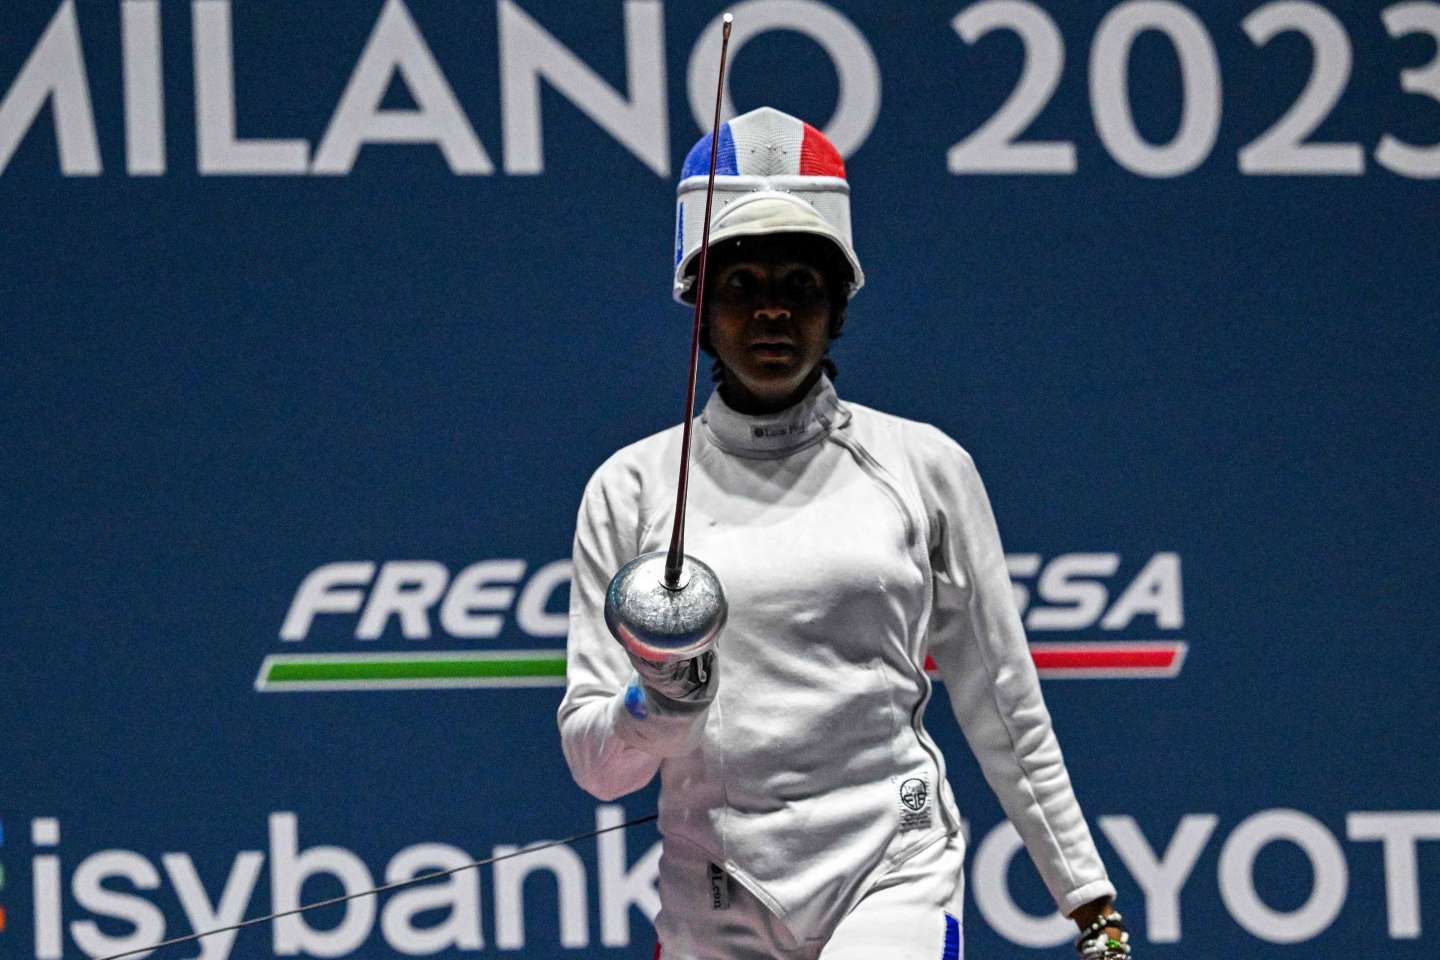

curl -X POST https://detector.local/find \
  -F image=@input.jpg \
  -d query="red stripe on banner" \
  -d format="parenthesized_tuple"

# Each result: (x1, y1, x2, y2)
(1033, 646, 1176, 670)
(799, 123, 846, 177)
(924, 642, 1187, 679)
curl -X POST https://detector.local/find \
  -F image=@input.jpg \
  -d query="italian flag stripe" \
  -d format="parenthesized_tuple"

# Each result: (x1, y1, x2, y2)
(257, 641, 1187, 691)
(926, 641, 1188, 679)
(255, 651, 567, 691)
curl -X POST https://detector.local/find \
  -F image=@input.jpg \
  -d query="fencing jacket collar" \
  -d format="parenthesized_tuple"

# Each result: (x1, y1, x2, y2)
(700, 372, 850, 459)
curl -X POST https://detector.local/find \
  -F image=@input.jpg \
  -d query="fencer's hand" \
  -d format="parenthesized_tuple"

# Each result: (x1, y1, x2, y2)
(614, 649, 717, 757)
(1070, 898, 1130, 959)
(628, 649, 717, 703)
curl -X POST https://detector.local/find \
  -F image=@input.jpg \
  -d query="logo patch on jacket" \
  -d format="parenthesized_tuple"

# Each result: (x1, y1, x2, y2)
(752, 423, 806, 439)
(708, 862, 731, 909)
(899, 777, 931, 830)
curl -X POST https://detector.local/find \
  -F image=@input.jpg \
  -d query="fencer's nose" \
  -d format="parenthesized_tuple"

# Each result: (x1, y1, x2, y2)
(753, 303, 791, 322)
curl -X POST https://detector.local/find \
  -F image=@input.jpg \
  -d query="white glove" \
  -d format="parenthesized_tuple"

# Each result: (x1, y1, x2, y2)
(629, 649, 717, 703)
(616, 648, 717, 757)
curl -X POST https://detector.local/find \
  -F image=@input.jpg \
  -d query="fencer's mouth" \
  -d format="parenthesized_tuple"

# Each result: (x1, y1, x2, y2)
(748, 342, 797, 362)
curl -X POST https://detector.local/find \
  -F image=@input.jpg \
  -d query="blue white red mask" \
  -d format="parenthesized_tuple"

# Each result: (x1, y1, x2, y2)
(673, 106, 864, 304)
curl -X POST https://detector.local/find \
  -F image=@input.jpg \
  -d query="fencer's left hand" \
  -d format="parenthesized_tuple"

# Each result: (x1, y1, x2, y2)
(1069, 897, 1129, 958)
(1069, 896, 1114, 929)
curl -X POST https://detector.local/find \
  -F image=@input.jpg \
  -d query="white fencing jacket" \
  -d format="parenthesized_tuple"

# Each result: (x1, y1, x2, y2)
(558, 375, 1113, 944)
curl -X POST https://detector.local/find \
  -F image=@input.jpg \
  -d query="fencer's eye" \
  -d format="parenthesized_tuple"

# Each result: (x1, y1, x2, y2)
(782, 269, 824, 303)
(722, 269, 759, 296)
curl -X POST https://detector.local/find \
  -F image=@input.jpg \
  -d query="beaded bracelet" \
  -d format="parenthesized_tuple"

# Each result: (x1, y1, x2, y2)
(1075, 911, 1128, 958)
(1079, 930, 1130, 959)
(1076, 911, 1124, 942)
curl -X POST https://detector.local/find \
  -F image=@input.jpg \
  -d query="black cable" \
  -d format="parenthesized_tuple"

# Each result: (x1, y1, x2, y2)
(95, 813, 659, 960)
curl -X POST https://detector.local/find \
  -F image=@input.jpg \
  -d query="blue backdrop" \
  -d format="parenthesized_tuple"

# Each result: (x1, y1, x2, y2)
(4, 1, 1438, 957)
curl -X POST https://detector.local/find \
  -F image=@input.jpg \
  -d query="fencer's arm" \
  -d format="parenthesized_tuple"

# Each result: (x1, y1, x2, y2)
(919, 432, 1116, 917)
(558, 471, 711, 800)
(557, 654, 661, 800)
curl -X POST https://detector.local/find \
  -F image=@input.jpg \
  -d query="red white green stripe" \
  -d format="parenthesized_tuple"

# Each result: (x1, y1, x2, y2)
(927, 641, 1188, 680)
(255, 651, 567, 692)
(257, 641, 1185, 692)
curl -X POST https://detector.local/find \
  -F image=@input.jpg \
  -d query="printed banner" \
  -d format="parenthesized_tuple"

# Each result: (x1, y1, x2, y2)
(4, 2, 1437, 957)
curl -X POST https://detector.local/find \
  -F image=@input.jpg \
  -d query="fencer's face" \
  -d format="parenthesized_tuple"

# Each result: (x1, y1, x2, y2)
(705, 258, 833, 411)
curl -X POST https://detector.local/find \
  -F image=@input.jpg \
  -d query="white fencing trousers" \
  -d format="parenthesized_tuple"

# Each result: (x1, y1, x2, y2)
(654, 831, 965, 960)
